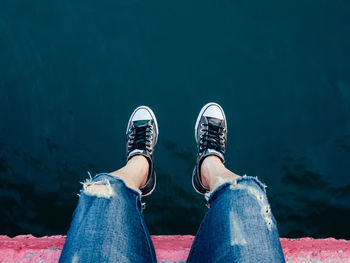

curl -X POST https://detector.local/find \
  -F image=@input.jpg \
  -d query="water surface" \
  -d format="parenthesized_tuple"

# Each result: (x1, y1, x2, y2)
(0, 0, 350, 238)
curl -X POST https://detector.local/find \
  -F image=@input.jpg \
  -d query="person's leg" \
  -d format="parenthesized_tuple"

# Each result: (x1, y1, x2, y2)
(188, 156, 285, 262)
(189, 102, 285, 262)
(59, 106, 159, 263)
(59, 157, 156, 263)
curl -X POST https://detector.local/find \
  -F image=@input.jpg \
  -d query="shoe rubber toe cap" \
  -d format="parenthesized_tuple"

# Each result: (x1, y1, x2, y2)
(203, 104, 224, 120)
(132, 108, 153, 121)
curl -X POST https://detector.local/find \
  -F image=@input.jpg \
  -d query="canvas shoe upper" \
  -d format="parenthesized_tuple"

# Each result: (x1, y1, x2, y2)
(192, 102, 227, 195)
(126, 106, 159, 196)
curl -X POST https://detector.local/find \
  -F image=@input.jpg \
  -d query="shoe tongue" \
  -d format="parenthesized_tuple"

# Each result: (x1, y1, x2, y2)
(208, 117, 223, 127)
(133, 119, 151, 128)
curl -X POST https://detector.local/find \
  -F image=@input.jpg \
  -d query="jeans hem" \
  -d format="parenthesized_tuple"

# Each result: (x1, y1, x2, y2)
(205, 175, 267, 205)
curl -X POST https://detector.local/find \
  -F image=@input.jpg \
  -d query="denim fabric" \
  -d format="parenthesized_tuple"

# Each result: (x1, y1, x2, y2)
(187, 176, 285, 263)
(59, 174, 285, 263)
(59, 173, 157, 263)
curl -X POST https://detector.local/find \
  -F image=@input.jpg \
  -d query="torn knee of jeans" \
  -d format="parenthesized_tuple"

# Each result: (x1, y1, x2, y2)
(262, 205, 273, 230)
(229, 210, 247, 246)
(229, 180, 274, 231)
(81, 179, 115, 199)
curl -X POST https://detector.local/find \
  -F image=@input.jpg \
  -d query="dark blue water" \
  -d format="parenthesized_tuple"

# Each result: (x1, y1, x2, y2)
(1, 0, 350, 238)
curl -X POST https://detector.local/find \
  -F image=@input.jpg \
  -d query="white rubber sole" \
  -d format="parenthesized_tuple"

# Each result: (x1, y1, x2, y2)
(194, 102, 227, 143)
(126, 105, 159, 145)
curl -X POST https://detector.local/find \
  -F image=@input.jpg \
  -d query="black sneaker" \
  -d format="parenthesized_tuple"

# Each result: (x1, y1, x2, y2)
(192, 102, 227, 194)
(126, 106, 159, 196)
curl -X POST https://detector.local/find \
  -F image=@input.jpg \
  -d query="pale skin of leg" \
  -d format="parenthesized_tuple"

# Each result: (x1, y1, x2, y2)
(87, 155, 149, 193)
(201, 155, 241, 191)
(88, 155, 240, 193)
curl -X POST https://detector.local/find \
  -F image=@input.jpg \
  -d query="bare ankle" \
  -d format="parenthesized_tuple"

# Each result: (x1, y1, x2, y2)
(127, 155, 149, 187)
(200, 155, 224, 188)
(127, 155, 149, 170)
(201, 155, 240, 191)
(110, 155, 149, 191)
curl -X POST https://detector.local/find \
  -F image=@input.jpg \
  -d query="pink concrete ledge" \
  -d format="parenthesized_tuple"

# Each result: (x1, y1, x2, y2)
(0, 235, 349, 263)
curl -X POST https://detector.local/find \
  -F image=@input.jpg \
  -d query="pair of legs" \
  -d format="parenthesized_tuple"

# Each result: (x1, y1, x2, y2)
(59, 104, 285, 263)
(109, 154, 238, 196)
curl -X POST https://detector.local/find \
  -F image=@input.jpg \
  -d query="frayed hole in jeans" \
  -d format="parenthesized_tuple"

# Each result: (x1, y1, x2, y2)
(230, 182, 274, 230)
(82, 179, 115, 199)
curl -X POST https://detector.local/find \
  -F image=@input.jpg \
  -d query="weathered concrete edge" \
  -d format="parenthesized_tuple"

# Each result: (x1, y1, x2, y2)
(0, 235, 349, 263)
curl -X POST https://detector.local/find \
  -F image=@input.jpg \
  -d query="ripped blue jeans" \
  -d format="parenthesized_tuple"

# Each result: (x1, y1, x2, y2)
(59, 173, 285, 263)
